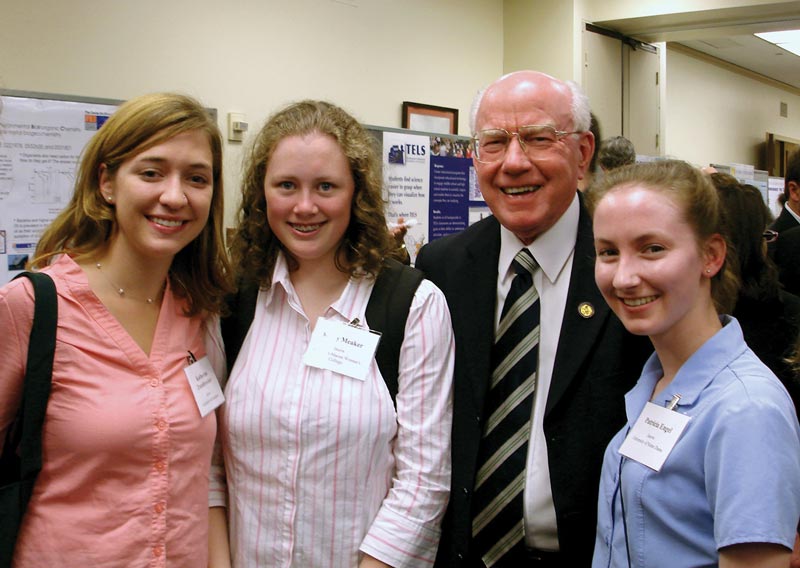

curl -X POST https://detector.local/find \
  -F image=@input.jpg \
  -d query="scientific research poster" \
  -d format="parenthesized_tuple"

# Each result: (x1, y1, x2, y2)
(0, 94, 117, 283)
(381, 130, 477, 262)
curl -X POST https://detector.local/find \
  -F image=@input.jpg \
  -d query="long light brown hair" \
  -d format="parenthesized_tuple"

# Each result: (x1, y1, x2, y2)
(32, 92, 233, 315)
(588, 159, 740, 314)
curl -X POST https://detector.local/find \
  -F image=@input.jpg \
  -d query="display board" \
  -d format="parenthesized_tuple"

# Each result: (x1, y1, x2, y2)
(367, 125, 487, 263)
(0, 90, 121, 283)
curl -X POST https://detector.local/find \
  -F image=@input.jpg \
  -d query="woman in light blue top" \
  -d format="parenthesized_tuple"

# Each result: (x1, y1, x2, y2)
(589, 160, 800, 568)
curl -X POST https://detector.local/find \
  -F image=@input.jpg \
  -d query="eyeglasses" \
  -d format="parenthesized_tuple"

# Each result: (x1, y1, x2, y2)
(472, 124, 581, 163)
(762, 229, 778, 243)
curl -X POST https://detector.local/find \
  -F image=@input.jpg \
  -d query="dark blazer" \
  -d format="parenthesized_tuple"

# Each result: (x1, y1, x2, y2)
(416, 198, 651, 567)
(734, 290, 800, 415)
(770, 206, 800, 233)
(774, 225, 800, 297)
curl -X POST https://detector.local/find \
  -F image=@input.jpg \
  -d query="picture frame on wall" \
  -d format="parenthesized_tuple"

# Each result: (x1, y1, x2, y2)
(402, 101, 459, 135)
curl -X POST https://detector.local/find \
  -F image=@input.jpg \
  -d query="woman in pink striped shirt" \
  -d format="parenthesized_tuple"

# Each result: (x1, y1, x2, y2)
(215, 100, 454, 567)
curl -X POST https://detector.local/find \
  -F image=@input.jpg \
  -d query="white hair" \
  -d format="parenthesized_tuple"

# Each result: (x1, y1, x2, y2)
(469, 73, 591, 135)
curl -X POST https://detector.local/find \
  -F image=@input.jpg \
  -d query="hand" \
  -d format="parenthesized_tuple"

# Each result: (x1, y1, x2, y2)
(790, 533, 800, 568)
(390, 219, 409, 242)
(359, 554, 393, 568)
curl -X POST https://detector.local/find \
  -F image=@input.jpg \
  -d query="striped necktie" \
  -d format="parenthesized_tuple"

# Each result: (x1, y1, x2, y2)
(472, 248, 540, 567)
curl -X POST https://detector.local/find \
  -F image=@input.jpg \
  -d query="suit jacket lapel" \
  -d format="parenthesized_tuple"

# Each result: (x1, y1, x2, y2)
(456, 217, 501, 415)
(546, 199, 611, 415)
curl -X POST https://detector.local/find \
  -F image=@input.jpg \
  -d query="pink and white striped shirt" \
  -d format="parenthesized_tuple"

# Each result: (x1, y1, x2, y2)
(218, 254, 454, 567)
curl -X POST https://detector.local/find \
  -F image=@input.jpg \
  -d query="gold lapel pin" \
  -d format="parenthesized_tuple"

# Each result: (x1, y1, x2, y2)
(578, 302, 595, 319)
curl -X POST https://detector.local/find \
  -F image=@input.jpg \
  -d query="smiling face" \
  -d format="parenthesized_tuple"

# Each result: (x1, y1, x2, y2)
(100, 129, 214, 265)
(593, 184, 724, 345)
(474, 72, 594, 244)
(264, 132, 355, 270)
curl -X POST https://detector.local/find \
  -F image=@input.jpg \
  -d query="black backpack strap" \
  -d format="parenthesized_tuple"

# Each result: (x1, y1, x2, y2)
(220, 279, 260, 373)
(221, 262, 424, 407)
(9, 272, 58, 480)
(365, 258, 425, 406)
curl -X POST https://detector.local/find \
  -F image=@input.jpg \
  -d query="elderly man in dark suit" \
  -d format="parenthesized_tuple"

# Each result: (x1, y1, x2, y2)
(416, 71, 650, 568)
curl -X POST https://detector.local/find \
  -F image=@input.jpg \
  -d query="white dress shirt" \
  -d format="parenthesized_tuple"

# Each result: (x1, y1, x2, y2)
(495, 194, 579, 551)
(220, 253, 454, 567)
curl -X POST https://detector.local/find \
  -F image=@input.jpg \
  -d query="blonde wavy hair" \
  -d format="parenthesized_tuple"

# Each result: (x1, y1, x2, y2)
(31, 92, 233, 316)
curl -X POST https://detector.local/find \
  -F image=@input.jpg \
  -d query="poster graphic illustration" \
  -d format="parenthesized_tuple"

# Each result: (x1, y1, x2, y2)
(0, 95, 117, 283)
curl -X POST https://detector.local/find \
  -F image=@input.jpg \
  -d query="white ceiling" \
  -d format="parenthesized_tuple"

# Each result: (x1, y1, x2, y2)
(593, 4, 800, 91)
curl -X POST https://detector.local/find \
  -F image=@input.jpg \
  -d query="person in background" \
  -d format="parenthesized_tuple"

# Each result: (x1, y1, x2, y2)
(578, 112, 602, 192)
(216, 100, 454, 567)
(416, 70, 651, 567)
(0, 92, 233, 566)
(596, 136, 636, 173)
(710, 173, 800, 413)
(775, 224, 800, 297)
(389, 217, 412, 265)
(770, 148, 800, 233)
(590, 159, 800, 568)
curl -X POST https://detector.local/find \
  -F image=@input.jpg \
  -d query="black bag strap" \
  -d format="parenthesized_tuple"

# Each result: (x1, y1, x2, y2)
(7, 272, 58, 479)
(220, 258, 424, 407)
(220, 280, 260, 370)
(365, 258, 425, 405)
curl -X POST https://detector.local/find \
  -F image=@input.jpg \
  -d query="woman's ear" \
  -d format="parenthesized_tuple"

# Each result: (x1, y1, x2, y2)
(703, 233, 727, 277)
(99, 164, 115, 203)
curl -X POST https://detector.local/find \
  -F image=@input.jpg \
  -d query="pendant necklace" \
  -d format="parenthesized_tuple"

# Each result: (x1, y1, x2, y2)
(95, 262, 161, 304)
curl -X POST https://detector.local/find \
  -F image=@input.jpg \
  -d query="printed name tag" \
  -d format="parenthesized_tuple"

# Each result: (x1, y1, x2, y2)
(184, 356, 225, 417)
(302, 319, 381, 381)
(619, 402, 691, 471)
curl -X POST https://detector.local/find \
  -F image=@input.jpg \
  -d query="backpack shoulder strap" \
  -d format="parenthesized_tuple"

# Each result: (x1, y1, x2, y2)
(365, 258, 425, 406)
(10, 271, 58, 479)
(220, 279, 260, 372)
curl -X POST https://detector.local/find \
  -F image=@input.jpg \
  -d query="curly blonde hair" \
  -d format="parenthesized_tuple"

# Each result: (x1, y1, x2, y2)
(230, 100, 397, 287)
(32, 92, 233, 316)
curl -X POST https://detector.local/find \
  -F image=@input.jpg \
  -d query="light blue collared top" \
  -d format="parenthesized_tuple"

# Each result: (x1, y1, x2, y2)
(593, 316, 800, 568)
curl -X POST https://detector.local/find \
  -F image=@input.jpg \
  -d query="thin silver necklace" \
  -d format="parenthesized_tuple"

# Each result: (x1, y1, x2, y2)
(95, 262, 158, 304)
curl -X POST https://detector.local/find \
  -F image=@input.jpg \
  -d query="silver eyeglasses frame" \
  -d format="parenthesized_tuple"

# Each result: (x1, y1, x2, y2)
(472, 124, 582, 163)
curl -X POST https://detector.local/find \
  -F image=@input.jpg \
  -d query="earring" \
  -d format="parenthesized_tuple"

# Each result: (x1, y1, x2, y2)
(105, 194, 113, 203)
(705, 268, 711, 274)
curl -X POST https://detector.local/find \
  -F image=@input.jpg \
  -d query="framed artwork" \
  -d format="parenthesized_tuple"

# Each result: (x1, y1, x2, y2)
(402, 101, 458, 135)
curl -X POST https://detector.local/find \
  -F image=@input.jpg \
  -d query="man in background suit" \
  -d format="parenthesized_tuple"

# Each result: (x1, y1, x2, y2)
(770, 148, 800, 234)
(770, 150, 800, 299)
(775, 225, 800, 297)
(416, 71, 650, 567)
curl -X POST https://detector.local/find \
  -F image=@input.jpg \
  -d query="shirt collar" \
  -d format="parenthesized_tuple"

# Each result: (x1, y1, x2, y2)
(625, 315, 744, 418)
(498, 192, 579, 283)
(785, 202, 800, 224)
(265, 251, 363, 323)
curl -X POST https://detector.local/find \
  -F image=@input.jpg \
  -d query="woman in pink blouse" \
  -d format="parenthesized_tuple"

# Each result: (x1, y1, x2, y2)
(216, 100, 454, 567)
(0, 93, 233, 566)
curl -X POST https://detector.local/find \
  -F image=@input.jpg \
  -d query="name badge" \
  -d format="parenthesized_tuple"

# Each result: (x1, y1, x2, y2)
(619, 402, 691, 471)
(302, 319, 381, 381)
(184, 356, 225, 417)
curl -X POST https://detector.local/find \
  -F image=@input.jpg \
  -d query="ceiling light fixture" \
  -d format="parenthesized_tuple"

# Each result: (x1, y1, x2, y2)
(755, 30, 800, 57)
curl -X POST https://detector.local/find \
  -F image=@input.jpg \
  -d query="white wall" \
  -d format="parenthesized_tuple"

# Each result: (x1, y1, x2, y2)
(0, 0, 503, 226)
(664, 46, 800, 167)
(503, 0, 575, 81)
